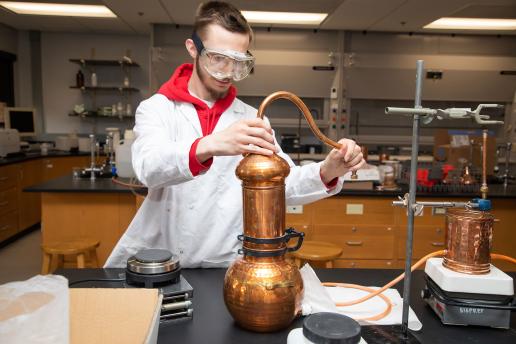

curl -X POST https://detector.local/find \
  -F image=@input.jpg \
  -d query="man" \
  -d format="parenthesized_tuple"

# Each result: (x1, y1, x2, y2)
(105, 1, 365, 268)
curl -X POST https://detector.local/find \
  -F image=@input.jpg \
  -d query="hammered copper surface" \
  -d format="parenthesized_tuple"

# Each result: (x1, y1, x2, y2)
(224, 150, 302, 331)
(443, 208, 494, 274)
(224, 256, 303, 332)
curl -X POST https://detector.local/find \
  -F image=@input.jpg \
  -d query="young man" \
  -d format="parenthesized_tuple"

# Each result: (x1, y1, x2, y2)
(105, 1, 365, 268)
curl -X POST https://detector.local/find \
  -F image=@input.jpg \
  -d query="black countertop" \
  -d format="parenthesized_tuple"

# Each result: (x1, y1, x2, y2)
(337, 183, 516, 198)
(25, 174, 141, 194)
(57, 268, 516, 344)
(0, 150, 92, 167)
(25, 173, 516, 199)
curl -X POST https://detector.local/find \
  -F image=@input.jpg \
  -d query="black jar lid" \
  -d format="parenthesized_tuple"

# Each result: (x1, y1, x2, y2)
(303, 312, 361, 344)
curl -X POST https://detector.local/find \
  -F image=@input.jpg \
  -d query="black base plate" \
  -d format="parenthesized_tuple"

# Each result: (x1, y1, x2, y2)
(361, 325, 421, 344)
(125, 267, 181, 288)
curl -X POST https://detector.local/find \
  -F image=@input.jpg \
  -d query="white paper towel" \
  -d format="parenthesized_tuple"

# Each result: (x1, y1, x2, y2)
(300, 264, 423, 331)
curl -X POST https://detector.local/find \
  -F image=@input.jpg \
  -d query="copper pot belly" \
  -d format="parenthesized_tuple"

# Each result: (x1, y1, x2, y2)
(443, 208, 494, 274)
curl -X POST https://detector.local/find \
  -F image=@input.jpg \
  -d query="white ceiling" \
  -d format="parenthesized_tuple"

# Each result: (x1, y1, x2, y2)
(0, 0, 515, 35)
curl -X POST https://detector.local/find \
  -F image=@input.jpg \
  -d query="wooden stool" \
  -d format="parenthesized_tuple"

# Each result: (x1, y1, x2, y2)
(291, 241, 343, 268)
(41, 239, 100, 274)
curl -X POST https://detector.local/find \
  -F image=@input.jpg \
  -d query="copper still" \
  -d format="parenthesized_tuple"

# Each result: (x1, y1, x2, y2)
(223, 91, 355, 332)
(443, 208, 494, 274)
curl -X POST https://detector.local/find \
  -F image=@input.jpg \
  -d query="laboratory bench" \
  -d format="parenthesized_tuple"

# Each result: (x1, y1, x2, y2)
(0, 152, 91, 245)
(57, 267, 516, 344)
(23, 173, 516, 269)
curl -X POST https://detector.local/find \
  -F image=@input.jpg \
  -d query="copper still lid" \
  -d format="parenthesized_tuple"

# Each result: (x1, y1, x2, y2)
(236, 152, 290, 182)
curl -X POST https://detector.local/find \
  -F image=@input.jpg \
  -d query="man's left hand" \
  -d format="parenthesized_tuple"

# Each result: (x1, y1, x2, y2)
(320, 138, 366, 184)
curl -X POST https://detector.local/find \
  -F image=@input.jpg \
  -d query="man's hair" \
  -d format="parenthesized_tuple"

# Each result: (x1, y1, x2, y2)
(194, 1, 253, 43)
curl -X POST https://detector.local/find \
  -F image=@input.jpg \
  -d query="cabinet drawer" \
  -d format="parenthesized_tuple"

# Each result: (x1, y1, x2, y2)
(0, 211, 19, 242)
(0, 165, 18, 191)
(312, 224, 395, 259)
(398, 225, 445, 259)
(0, 187, 18, 215)
(333, 259, 396, 269)
(313, 197, 395, 225)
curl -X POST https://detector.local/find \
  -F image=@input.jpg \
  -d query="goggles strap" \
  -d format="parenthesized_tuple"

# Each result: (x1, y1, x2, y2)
(191, 31, 205, 55)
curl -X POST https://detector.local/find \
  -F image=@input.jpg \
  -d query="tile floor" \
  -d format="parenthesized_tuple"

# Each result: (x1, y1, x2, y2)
(0, 229, 42, 285)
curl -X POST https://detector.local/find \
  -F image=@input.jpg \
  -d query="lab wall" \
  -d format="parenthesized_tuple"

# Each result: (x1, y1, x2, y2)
(0, 23, 17, 54)
(344, 32, 516, 142)
(40, 32, 150, 135)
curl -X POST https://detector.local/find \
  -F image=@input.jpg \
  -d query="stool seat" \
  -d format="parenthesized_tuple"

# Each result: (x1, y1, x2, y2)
(42, 240, 100, 255)
(291, 241, 343, 268)
(41, 239, 100, 274)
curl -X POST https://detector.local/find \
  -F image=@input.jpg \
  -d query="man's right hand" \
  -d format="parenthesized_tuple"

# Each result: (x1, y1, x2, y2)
(196, 118, 278, 163)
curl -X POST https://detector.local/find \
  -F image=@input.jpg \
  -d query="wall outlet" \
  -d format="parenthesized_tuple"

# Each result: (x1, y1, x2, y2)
(287, 205, 303, 214)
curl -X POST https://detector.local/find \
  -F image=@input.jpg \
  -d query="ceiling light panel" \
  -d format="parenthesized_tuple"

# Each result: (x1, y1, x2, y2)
(424, 17, 516, 30)
(0, 1, 117, 18)
(241, 11, 327, 25)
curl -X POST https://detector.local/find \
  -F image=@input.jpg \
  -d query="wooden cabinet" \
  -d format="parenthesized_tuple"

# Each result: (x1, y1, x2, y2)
(0, 164, 18, 190)
(287, 195, 516, 271)
(18, 160, 43, 230)
(0, 155, 92, 244)
(398, 225, 445, 259)
(0, 211, 19, 242)
(0, 164, 19, 240)
(313, 224, 395, 259)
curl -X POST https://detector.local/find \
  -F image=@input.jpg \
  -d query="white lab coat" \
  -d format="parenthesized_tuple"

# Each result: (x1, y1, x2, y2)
(104, 94, 344, 268)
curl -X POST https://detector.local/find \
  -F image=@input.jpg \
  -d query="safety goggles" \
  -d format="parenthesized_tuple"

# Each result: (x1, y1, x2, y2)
(192, 31, 255, 82)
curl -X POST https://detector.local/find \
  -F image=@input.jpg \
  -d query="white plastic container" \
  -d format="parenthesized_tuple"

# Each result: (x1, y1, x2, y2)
(55, 136, 71, 151)
(78, 137, 91, 152)
(116, 139, 135, 178)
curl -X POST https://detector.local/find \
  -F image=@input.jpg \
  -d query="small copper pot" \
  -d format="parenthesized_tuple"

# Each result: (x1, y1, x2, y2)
(443, 208, 494, 274)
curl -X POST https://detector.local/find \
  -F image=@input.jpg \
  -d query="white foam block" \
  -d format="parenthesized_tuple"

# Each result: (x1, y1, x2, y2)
(424, 258, 514, 296)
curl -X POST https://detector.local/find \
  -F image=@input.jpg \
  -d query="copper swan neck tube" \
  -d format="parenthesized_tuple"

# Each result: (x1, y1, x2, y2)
(257, 91, 341, 150)
(257, 91, 358, 178)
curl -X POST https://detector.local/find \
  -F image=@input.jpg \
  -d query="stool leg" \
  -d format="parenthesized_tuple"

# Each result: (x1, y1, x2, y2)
(50, 253, 60, 273)
(90, 248, 99, 268)
(325, 260, 334, 268)
(41, 252, 51, 275)
(77, 253, 86, 268)
(56, 255, 64, 269)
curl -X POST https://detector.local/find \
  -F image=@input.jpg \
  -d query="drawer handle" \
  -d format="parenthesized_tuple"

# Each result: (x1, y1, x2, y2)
(351, 227, 357, 232)
(0, 225, 10, 231)
(431, 242, 444, 247)
(0, 177, 8, 181)
(0, 201, 8, 207)
(346, 241, 363, 246)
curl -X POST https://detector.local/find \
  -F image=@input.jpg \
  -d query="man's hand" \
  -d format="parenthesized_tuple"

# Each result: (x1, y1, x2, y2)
(320, 138, 366, 184)
(196, 118, 278, 162)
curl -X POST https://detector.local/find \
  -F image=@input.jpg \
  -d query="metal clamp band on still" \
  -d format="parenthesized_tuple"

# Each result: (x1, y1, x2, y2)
(237, 228, 304, 245)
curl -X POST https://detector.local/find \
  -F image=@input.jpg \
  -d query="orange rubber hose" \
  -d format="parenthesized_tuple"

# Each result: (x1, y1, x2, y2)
(491, 253, 516, 265)
(330, 283, 393, 321)
(323, 250, 446, 307)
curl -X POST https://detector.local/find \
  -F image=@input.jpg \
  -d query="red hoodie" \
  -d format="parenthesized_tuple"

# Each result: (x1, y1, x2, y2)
(158, 64, 236, 176)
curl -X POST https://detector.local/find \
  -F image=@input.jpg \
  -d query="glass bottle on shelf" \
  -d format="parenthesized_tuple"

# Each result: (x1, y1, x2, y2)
(76, 70, 84, 87)
(91, 72, 98, 87)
